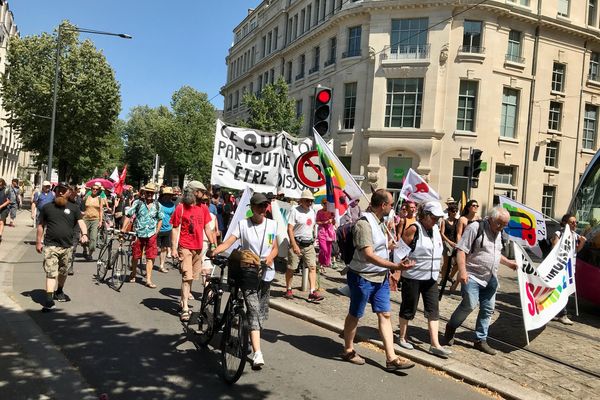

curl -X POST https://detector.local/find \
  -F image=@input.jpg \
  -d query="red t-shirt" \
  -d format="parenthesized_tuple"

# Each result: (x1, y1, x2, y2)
(170, 203, 211, 250)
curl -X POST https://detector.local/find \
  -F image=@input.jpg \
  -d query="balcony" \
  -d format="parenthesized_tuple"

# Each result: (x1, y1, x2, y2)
(342, 49, 361, 59)
(587, 73, 600, 88)
(381, 44, 431, 67)
(324, 58, 336, 67)
(457, 45, 486, 63)
(504, 53, 526, 70)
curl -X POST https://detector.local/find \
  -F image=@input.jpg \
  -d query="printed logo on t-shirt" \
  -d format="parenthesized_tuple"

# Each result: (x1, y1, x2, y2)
(64, 209, 71, 215)
(306, 219, 313, 226)
(267, 233, 275, 245)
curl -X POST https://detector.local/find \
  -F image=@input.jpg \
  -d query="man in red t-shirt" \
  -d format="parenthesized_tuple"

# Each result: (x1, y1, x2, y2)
(170, 181, 216, 321)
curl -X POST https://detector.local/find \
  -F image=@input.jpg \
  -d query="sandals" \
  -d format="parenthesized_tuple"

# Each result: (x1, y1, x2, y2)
(158, 267, 169, 273)
(385, 357, 415, 371)
(145, 282, 157, 289)
(340, 350, 365, 365)
(180, 309, 191, 322)
(128, 274, 136, 283)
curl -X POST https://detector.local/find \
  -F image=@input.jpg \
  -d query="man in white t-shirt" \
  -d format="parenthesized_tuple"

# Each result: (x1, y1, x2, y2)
(284, 189, 324, 302)
(213, 192, 278, 369)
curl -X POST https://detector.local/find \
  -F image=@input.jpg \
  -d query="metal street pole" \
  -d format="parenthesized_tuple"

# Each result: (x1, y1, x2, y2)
(47, 24, 132, 181)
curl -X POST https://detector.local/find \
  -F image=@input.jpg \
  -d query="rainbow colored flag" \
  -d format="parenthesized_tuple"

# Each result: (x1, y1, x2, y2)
(313, 129, 365, 216)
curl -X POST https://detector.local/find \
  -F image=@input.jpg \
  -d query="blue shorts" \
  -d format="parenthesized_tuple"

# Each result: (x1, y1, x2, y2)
(347, 269, 391, 318)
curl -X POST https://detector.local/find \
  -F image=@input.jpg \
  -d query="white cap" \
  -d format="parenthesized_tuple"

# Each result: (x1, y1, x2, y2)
(300, 189, 315, 200)
(423, 201, 445, 217)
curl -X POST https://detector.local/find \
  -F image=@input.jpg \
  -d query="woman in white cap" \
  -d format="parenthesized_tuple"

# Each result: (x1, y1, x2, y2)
(397, 201, 451, 358)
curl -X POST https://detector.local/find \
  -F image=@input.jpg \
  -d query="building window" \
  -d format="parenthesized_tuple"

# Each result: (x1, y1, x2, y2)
(314, 0, 320, 25)
(545, 141, 559, 168)
(261, 36, 267, 58)
(390, 18, 429, 59)
(310, 46, 320, 73)
(457, 80, 478, 131)
(234, 91, 239, 108)
(286, 61, 292, 83)
(558, 0, 570, 17)
(462, 20, 483, 53)
(300, 9, 306, 34)
(296, 99, 303, 118)
(541, 186, 556, 217)
(293, 14, 298, 39)
(552, 63, 566, 92)
(296, 54, 305, 80)
(345, 26, 361, 58)
(385, 78, 423, 128)
(500, 88, 519, 138)
(227, 94, 232, 111)
(583, 104, 598, 149)
(343, 82, 357, 129)
(273, 27, 278, 50)
(270, 68, 275, 84)
(258, 75, 263, 92)
(506, 30, 522, 63)
(589, 52, 599, 81)
(451, 160, 470, 202)
(495, 165, 515, 185)
(589, 0, 597, 26)
(267, 32, 273, 54)
(326, 37, 337, 66)
(249, 82, 254, 95)
(548, 101, 562, 131)
(307, 5, 312, 31)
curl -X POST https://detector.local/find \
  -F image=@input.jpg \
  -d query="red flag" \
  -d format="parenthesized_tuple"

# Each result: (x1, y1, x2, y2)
(114, 165, 127, 195)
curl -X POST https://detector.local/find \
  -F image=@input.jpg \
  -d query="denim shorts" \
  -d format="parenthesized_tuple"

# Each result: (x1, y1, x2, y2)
(347, 269, 391, 318)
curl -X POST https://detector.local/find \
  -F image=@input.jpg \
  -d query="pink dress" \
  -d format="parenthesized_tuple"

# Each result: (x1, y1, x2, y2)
(317, 209, 336, 267)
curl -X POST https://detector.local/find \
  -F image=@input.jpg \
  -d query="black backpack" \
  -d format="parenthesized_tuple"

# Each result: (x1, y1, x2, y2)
(337, 216, 367, 265)
(470, 219, 510, 256)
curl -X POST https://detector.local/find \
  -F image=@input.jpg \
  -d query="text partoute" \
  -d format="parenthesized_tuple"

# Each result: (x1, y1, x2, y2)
(211, 120, 313, 198)
(515, 225, 576, 331)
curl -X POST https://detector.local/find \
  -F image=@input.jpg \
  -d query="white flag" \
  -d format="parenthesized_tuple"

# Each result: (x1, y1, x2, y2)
(221, 187, 253, 256)
(399, 168, 441, 203)
(109, 167, 120, 183)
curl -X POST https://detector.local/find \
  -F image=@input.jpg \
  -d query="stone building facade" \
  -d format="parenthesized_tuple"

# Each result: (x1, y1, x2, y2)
(222, 0, 600, 218)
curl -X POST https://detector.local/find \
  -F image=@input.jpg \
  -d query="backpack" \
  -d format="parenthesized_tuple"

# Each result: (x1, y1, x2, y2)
(470, 219, 511, 257)
(337, 216, 367, 265)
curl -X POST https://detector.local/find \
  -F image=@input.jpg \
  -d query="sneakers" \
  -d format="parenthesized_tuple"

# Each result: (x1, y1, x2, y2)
(308, 291, 324, 302)
(252, 351, 265, 370)
(53, 292, 71, 302)
(42, 299, 56, 312)
(283, 289, 294, 299)
(557, 315, 574, 325)
(444, 324, 456, 346)
(429, 346, 451, 359)
(395, 337, 414, 350)
(341, 350, 365, 365)
(474, 340, 497, 355)
(385, 357, 415, 371)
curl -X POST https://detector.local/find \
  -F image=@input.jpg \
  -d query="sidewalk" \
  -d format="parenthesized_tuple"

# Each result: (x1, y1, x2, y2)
(268, 263, 600, 400)
(0, 211, 96, 400)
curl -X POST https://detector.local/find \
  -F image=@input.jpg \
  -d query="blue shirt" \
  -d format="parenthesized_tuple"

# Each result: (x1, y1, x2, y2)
(34, 191, 55, 210)
(125, 200, 164, 238)
(159, 200, 176, 232)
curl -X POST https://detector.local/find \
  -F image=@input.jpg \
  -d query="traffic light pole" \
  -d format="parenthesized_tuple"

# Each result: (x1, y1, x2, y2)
(467, 146, 473, 200)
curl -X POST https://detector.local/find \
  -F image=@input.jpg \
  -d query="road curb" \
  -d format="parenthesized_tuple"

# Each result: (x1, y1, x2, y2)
(269, 297, 552, 400)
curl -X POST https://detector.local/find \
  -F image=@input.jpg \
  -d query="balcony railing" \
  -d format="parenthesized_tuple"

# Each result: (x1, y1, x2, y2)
(458, 45, 485, 54)
(386, 44, 430, 60)
(342, 49, 361, 58)
(324, 58, 336, 67)
(308, 66, 319, 74)
(588, 73, 600, 82)
(295, 72, 305, 80)
(505, 53, 525, 64)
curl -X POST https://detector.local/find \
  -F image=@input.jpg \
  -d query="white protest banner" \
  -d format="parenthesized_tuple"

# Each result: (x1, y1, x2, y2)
(399, 168, 441, 203)
(515, 225, 576, 331)
(499, 196, 547, 257)
(271, 199, 292, 258)
(211, 120, 313, 198)
(221, 187, 253, 256)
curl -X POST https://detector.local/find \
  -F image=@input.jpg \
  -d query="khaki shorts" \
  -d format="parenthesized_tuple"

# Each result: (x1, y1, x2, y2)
(287, 244, 317, 271)
(179, 248, 203, 281)
(42, 246, 73, 278)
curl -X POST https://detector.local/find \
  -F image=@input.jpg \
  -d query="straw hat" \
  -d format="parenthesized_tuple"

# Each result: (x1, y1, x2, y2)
(142, 182, 157, 193)
(300, 189, 315, 200)
(161, 186, 174, 195)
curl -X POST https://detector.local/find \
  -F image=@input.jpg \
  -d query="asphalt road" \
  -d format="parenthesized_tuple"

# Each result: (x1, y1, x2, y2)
(12, 241, 491, 400)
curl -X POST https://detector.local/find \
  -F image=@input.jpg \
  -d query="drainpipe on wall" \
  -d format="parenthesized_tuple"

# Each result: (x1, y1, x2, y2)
(573, 40, 589, 193)
(522, 1, 543, 204)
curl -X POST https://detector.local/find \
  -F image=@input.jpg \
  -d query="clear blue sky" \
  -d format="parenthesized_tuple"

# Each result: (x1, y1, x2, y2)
(10, 0, 259, 119)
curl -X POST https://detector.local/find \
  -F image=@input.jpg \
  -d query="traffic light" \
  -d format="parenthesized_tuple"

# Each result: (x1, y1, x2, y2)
(313, 86, 332, 136)
(469, 149, 483, 188)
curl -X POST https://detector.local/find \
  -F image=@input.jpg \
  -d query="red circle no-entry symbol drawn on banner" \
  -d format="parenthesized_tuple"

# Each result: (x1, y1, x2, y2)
(294, 150, 325, 188)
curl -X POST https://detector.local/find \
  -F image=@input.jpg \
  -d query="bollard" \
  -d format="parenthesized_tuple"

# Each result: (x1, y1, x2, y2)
(301, 266, 309, 292)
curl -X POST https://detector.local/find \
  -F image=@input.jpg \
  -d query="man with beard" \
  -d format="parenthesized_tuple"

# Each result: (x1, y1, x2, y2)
(171, 181, 216, 321)
(37, 183, 88, 312)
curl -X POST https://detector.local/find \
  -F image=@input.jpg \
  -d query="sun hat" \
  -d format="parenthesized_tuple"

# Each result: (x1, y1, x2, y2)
(423, 201, 445, 217)
(161, 186, 174, 195)
(186, 181, 206, 191)
(42, 180, 51, 187)
(445, 196, 456, 204)
(300, 189, 315, 201)
(250, 193, 270, 206)
(142, 182, 157, 192)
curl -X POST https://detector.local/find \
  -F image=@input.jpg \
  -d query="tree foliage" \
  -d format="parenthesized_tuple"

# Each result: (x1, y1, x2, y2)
(242, 77, 303, 136)
(0, 21, 122, 182)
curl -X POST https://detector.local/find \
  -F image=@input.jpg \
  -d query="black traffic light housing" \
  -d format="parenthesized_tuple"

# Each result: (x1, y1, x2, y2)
(313, 86, 332, 136)
(469, 148, 483, 188)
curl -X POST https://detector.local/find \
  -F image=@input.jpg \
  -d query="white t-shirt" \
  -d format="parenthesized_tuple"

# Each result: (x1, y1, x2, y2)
(232, 218, 278, 282)
(288, 205, 316, 241)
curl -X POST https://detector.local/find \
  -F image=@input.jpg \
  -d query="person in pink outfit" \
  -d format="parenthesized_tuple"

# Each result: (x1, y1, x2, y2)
(317, 199, 336, 270)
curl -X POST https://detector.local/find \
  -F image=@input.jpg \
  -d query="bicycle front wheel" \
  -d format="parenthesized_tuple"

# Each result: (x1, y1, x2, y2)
(110, 253, 128, 291)
(190, 284, 219, 347)
(220, 305, 249, 384)
(96, 243, 112, 281)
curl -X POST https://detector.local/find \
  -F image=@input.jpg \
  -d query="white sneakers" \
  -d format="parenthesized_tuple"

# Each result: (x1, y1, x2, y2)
(558, 315, 574, 325)
(252, 351, 265, 369)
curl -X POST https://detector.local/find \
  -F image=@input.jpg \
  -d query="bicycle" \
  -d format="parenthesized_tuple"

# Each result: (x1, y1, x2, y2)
(96, 228, 118, 282)
(187, 255, 261, 384)
(108, 230, 137, 291)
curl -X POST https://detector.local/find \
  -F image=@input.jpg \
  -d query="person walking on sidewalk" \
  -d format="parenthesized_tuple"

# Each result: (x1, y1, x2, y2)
(157, 186, 176, 273)
(397, 201, 451, 358)
(31, 181, 55, 226)
(444, 206, 517, 355)
(170, 181, 216, 321)
(284, 189, 324, 302)
(316, 198, 336, 271)
(212, 192, 278, 370)
(36, 183, 88, 311)
(7, 178, 21, 227)
(122, 183, 164, 288)
(0, 178, 11, 244)
(341, 189, 416, 371)
(81, 182, 105, 261)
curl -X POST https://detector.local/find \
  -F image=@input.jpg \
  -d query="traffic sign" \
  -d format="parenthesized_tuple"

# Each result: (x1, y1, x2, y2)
(294, 150, 325, 188)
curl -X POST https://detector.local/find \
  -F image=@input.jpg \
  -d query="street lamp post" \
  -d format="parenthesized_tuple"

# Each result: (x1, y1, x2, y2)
(47, 25, 132, 181)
